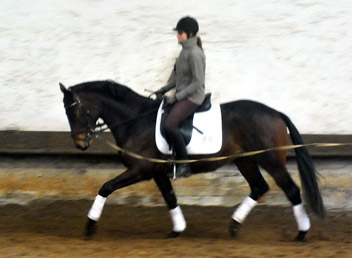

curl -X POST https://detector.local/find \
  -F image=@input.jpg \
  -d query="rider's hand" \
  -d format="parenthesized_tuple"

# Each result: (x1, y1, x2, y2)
(164, 94, 177, 104)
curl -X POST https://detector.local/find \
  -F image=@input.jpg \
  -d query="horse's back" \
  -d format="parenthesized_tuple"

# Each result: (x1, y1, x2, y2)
(220, 100, 287, 144)
(221, 100, 281, 120)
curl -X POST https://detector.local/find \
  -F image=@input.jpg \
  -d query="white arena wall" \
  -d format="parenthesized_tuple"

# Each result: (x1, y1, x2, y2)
(1, 0, 351, 134)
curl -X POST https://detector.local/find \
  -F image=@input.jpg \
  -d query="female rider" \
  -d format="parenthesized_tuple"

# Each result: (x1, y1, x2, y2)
(156, 16, 206, 178)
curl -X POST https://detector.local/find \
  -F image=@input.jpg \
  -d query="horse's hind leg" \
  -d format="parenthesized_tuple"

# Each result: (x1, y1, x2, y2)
(230, 158, 269, 237)
(260, 155, 310, 241)
(153, 172, 185, 238)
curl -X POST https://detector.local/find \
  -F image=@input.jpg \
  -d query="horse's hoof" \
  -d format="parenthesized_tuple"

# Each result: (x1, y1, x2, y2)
(229, 219, 241, 237)
(294, 231, 308, 242)
(84, 218, 97, 240)
(165, 231, 181, 239)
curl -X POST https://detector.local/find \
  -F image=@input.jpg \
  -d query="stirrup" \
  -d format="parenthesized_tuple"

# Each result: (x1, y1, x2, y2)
(165, 160, 176, 179)
(166, 163, 191, 179)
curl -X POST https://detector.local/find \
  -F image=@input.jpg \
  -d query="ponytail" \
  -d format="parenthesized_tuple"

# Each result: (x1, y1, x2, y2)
(186, 32, 203, 50)
(197, 36, 203, 50)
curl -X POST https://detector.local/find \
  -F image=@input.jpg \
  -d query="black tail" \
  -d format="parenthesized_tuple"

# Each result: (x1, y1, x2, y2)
(280, 113, 326, 218)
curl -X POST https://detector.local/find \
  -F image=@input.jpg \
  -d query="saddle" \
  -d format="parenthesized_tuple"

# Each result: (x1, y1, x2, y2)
(160, 94, 212, 146)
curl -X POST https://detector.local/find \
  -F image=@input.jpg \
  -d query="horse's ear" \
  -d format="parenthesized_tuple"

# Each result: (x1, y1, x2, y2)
(59, 83, 67, 93)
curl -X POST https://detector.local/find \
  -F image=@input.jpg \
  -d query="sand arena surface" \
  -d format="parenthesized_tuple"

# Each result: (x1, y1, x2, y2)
(0, 200, 350, 257)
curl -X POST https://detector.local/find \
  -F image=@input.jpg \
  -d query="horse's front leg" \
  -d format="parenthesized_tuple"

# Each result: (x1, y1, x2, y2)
(85, 168, 142, 238)
(153, 172, 186, 238)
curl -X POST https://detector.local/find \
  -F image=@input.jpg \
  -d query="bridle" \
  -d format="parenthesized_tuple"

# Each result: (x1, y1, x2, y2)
(64, 88, 160, 145)
(64, 90, 103, 144)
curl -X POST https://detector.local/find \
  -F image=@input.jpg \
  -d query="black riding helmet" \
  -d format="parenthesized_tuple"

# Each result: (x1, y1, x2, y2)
(174, 16, 199, 36)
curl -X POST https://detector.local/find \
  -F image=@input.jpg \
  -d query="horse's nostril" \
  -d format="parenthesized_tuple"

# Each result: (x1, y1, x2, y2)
(75, 143, 88, 151)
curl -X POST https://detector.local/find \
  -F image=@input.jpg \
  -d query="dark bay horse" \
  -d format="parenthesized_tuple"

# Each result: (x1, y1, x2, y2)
(60, 80, 325, 241)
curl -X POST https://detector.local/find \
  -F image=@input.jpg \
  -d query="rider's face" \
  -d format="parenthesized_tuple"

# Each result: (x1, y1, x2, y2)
(177, 31, 188, 43)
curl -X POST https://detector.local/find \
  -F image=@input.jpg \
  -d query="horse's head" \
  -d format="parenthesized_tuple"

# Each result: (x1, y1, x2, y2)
(60, 83, 100, 150)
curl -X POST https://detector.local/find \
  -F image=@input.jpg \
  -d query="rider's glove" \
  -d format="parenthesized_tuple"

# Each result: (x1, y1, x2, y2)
(164, 94, 177, 105)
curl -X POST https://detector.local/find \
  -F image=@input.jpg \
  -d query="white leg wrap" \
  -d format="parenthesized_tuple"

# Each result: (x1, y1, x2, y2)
(232, 196, 257, 224)
(293, 203, 311, 232)
(169, 206, 186, 232)
(88, 195, 107, 221)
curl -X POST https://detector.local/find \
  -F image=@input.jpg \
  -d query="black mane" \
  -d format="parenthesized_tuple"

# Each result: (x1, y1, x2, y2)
(70, 80, 155, 104)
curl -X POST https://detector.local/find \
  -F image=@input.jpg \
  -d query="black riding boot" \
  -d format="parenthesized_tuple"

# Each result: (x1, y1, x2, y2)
(168, 129, 192, 178)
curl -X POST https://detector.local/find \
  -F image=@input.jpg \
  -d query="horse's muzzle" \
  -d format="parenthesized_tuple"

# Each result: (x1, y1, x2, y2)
(73, 134, 92, 151)
(75, 141, 90, 151)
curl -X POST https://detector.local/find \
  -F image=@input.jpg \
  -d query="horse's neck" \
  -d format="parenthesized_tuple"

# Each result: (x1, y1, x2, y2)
(99, 94, 158, 146)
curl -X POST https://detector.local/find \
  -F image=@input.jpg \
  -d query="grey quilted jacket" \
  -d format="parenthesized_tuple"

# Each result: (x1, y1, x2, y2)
(162, 36, 206, 105)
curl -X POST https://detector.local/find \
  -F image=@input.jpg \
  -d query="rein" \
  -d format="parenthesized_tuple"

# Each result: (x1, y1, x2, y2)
(93, 107, 159, 135)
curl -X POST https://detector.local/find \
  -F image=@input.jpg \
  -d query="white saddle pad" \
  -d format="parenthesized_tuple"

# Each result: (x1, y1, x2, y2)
(155, 101, 223, 155)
